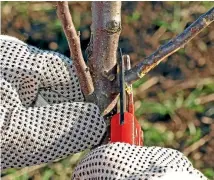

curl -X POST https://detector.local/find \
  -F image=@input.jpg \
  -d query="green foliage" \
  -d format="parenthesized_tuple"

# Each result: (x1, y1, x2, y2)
(203, 168, 214, 179)
(153, 4, 183, 34)
(143, 126, 171, 146)
(201, 1, 214, 9)
(132, 77, 148, 88)
(1, 170, 29, 180)
(136, 101, 171, 117)
(135, 82, 214, 118)
(185, 128, 202, 146)
(126, 11, 141, 23)
(42, 169, 55, 180)
(177, 48, 186, 55)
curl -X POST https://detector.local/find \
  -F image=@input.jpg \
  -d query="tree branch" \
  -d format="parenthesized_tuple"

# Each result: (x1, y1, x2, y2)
(125, 7, 214, 83)
(56, 1, 94, 95)
(88, 2, 121, 112)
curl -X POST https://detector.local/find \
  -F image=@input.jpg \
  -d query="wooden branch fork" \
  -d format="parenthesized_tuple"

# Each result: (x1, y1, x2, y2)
(56, 2, 213, 113)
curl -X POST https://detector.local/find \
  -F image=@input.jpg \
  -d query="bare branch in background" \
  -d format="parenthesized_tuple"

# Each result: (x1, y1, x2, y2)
(125, 7, 214, 83)
(56, 1, 94, 95)
(183, 134, 211, 156)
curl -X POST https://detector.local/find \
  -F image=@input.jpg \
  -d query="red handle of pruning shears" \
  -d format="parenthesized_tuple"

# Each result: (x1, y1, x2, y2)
(110, 49, 143, 146)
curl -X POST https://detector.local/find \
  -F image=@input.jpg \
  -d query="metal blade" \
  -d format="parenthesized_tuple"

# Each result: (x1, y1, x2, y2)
(119, 48, 125, 125)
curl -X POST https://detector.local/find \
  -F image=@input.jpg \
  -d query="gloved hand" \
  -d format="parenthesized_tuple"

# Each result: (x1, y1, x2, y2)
(72, 143, 207, 180)
(0, 35, 106, 169)
(1, 35, 207, 180)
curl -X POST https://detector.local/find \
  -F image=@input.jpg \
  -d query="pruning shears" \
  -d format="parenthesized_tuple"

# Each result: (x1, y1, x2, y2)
(110, 49, 143, 146)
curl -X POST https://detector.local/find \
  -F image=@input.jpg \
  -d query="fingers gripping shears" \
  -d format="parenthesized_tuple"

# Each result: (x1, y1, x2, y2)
(110, 49, 143, 146)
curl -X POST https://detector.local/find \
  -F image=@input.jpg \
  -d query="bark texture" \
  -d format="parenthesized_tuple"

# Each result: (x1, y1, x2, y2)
(56, 2, 94, 96)
(87, 2, 121, 113)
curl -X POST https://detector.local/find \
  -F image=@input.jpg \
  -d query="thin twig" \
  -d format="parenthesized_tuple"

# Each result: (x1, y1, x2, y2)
(183, 134, 211, 156)
(56, 1, 94, 95)
(166, 77, 213, 93)
(125, 7, 214, 83)
(195, 93, 214, 105)
(134, 76, 159, 95)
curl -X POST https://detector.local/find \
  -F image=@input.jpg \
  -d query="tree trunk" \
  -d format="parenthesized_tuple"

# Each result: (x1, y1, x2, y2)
(87, 2, 121, 114)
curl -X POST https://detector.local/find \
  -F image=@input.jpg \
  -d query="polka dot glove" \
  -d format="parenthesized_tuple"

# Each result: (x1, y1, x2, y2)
(73, 143, 207, 180)
(0, 35, 106, 169)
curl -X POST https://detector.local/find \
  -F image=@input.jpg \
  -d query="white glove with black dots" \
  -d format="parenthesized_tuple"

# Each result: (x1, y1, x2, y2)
(0, 35, 106, 169)
(73, 143, 207, 180)
(0, 35, 207, 180)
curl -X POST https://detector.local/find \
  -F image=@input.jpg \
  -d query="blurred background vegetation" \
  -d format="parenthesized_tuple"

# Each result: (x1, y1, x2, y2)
(1, 1, 214, 180)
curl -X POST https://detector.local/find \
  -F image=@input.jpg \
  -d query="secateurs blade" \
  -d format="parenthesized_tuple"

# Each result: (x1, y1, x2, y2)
(110, 49, 143, 146)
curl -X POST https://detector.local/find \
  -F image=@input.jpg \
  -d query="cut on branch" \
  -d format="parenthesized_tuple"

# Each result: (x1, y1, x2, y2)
(125, 7, 214, 83)
(56, 1, 94, 95)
